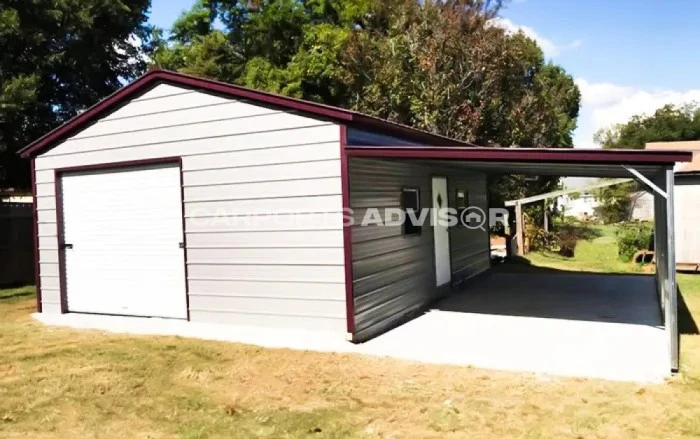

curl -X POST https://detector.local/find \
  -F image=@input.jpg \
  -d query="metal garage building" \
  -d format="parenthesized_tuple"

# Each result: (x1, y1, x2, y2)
(21, 70, 691, 373)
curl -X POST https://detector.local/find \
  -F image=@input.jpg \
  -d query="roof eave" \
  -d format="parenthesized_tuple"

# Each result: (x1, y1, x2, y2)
(344, 146, 693, 165)
(18, 69, 467, 159)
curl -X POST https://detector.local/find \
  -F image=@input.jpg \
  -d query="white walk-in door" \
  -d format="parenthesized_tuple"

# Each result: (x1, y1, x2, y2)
(60, 163, 187, 319)
(432, 176, 451, 287)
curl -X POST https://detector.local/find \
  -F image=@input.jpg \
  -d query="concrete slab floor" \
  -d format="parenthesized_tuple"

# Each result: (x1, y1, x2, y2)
(361, 272, 670, 383)
(33, 272, 670, 383)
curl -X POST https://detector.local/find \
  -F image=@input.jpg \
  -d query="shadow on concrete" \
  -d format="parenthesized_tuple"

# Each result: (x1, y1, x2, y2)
(490, 257, 699, 334)
(437, 263, 663, 327)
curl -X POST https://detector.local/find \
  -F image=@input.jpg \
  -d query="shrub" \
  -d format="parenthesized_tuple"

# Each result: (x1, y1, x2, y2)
(527, 225, 559, 252)
(557, 228, 579, 257)
(616, 222, 653, 262)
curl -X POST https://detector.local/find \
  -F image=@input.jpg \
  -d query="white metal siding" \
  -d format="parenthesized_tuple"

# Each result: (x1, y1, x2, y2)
(35, 83, 345, 331)
(60, 164, 187, 318)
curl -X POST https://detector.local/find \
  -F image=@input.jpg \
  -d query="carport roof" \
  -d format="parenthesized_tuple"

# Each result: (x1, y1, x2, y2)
(345, 146, 693, 177)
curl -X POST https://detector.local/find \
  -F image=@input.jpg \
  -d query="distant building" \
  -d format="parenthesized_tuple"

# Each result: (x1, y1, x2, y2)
(646, 141, 700, 268)
(558, 192, 599, 220)
(630, 190, 654, 221)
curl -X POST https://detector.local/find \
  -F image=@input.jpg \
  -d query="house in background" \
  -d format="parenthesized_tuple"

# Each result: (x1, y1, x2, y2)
(557, 177, 600, 220)
(646, 141, 700, 270)
(630, 190, 654, 221)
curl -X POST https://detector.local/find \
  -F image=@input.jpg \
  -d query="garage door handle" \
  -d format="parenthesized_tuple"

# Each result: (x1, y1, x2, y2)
(61, 243, 73, 250)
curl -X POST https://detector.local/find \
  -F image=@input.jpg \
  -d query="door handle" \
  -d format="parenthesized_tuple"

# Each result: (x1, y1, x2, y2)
(179, 242, 185, 249)
(60, 243, 73, 250)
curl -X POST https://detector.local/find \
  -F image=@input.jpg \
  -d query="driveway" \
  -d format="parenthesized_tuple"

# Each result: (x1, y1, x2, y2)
(360, 272, 670, 382)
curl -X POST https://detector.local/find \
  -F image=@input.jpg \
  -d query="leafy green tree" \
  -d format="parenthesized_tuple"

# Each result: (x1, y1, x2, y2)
(593, 103, 700, 221)
(593, 181, 637, 224)
(152, 0, 580, 203)
(0, 0, 154, 188)
(595, 103, 700, 149)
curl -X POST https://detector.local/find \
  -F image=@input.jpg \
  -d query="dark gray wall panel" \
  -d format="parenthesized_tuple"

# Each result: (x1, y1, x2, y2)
(349, 157, 490, 341)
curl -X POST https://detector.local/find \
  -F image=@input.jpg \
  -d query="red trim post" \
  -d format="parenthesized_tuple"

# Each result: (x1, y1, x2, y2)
(340, 125, 356, 338)
(53, 170, 68, 313)
(53, 157, 182, 174)
(31, 160, 42, 312)
(53, 157, 188, 317)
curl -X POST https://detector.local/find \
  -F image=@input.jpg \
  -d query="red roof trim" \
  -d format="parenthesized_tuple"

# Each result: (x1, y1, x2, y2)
(344, 146, 693, 165)
(19, 69, 464, 158)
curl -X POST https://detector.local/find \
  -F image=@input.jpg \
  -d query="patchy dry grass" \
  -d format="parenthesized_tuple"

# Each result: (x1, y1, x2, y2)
(3, 231, 700, 437)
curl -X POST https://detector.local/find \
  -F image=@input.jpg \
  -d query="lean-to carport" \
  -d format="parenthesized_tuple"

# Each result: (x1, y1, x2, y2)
(344, 146, 692, 372)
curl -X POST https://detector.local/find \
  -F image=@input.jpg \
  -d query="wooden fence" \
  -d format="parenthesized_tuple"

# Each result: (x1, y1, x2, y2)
(0, 202, 34, 286)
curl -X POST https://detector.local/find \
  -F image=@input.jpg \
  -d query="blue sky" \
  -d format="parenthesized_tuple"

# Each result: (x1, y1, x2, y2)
(148, 0, 700, 148)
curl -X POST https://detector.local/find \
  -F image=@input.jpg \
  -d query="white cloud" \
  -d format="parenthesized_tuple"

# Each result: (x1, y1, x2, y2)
(491, 20, 700, 149)
(573, 78, 700, 148)
(492, 18, 581, 58)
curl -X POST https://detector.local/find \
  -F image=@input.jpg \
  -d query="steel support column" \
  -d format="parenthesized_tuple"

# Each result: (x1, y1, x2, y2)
(665, 167, 679, 371)
(653, 168, 678, 372)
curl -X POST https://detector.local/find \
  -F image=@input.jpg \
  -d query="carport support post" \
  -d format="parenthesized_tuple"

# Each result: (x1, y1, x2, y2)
(543, 200, 549, 233)
(654, 167, 678, 372)
(653, 180, 667, 315)
(515, 201, 524, 256)
(665, 167, 679, 372)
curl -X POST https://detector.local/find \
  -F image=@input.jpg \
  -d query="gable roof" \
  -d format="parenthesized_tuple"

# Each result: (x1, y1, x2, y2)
(19, 69, 471, 158)
(646, 141, 700, 173)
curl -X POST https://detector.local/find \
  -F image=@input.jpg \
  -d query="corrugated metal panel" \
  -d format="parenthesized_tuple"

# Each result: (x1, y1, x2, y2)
(34, 83, 346, 332)
(349, 157, 489, 341)
(674, 176, 700, 264)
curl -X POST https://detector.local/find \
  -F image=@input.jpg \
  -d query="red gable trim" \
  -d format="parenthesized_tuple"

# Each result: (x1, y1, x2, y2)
(19, 69, 464, 158)
(344, 146, 693, 165)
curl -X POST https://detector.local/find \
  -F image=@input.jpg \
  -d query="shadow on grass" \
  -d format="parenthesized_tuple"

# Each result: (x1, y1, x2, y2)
(493, 256, 648, 276)
(0, 285, 36, 301)
(678, 287, 699, 335)
(490, 258, 700, 333)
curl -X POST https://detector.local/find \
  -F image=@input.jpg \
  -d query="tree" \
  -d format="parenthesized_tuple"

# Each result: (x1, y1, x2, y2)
(0, 0, 154, 189)
(152, 0, 580, 203)
(592, 103, 700, 221)
(594, 103, 700, 149)
(592, 181, 637, 223)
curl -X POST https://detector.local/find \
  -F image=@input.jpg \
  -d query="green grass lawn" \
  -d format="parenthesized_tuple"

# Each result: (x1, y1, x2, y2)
(523, 224, 645, 274)
(2, 226, 700, 438)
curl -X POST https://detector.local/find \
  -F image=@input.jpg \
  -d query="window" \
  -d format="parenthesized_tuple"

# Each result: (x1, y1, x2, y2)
(455, 189, 468, 209)
(455, 189, 469, 227)
(401, 188, 422, 235)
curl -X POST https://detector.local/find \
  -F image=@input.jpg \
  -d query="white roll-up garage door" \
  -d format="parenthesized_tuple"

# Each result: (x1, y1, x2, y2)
(59, 163, 188, 319)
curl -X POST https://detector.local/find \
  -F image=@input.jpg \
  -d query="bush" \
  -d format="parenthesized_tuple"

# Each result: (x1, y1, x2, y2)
(526, 225, 559, 252)
(557, 229, 579, 257)
(616, 222, 653, 262)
